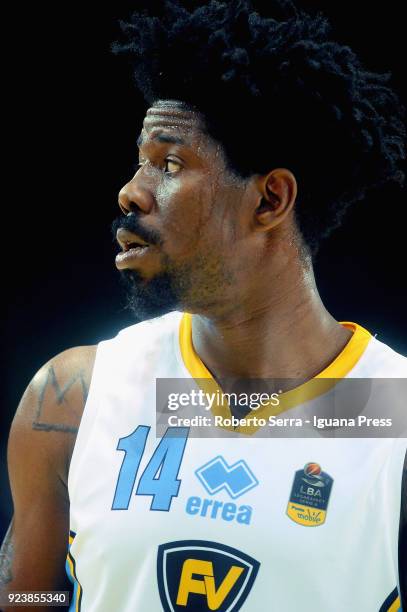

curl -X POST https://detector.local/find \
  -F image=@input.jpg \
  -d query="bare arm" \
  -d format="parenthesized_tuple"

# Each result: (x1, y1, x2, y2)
(0, 345, 96, 611)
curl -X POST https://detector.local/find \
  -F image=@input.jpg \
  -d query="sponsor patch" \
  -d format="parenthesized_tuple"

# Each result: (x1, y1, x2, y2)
(157, 539, 260, 611)
(286, 462, 333, 527)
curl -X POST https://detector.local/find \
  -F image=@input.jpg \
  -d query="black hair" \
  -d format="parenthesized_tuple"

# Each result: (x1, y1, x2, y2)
(112, 0, 405, 257)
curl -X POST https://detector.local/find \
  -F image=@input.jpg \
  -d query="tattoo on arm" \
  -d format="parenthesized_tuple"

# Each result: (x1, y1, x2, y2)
(32, 366, 87, 433)
(32, 422, 79, 433)
(0, 520, 14, 586)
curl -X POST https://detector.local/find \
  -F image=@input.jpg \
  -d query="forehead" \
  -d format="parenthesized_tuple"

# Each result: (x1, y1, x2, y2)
(140, 100, 209, 148)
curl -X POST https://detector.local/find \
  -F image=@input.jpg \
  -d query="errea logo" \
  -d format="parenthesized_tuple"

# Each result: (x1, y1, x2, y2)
(185, 456, 258, 525)
(196, 456, 259, 498)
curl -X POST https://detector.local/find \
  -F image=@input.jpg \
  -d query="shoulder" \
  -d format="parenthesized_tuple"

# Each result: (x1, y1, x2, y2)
(352, 334, 407, 377)
(26, 344, 98, 428)
(114, 311, 183, 346)
(9, 345, 97, 489)
(14, 345, 98, 425)
(10, 312, 182, 488)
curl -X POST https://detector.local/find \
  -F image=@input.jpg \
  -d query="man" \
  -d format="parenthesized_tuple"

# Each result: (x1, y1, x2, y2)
(1, 1, 406, 610)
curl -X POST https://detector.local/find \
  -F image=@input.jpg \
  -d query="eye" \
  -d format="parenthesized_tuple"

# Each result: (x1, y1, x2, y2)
(164, 159, 181, 174)
(134, 158, 182, 174)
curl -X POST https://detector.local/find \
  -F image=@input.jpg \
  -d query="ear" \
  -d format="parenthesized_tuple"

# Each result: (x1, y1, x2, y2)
(254, 168, 297, 229)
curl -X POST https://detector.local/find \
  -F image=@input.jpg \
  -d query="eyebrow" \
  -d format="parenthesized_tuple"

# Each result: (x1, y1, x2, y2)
(136, 131, 187, 148)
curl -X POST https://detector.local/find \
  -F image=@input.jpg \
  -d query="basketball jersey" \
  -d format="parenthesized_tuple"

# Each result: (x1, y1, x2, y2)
(66, 311, 407, 611)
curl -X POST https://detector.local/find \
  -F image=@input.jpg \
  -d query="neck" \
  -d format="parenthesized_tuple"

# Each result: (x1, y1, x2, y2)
(190, 259, 352, 382)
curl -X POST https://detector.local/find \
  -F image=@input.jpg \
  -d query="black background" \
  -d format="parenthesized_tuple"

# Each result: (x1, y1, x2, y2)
(1, 2, 406, 539)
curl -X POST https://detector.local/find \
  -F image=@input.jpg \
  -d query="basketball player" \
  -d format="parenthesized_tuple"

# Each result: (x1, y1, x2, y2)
(1, 1, 406, 610)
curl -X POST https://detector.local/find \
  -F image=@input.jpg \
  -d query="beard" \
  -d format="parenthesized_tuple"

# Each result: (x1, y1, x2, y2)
(112, 213, 235, 322)
(118, 267, 181, 322)
(117, 249, 232, 322)
(112, 214, 182, 321)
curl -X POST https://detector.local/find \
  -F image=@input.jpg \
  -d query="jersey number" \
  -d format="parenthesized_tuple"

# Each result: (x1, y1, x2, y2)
(111, 426, 189, 511)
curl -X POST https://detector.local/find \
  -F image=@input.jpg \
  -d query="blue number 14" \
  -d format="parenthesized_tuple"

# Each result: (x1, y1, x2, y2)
(111, 426, 189, 511)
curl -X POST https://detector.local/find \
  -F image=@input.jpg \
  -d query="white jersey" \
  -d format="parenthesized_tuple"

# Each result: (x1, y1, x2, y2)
(66, 311, 407, 612)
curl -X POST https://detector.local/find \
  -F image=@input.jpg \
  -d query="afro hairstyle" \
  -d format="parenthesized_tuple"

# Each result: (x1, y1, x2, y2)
(112, 0, 405, 257)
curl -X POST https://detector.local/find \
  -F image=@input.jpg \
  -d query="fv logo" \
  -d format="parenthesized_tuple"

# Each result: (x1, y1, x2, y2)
(157, 540, 260, 611)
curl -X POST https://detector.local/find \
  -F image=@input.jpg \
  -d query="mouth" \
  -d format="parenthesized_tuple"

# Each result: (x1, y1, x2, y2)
(116, 227, 150, 252)
(115, 227, 154, 270)
(124, 243, 149, 253)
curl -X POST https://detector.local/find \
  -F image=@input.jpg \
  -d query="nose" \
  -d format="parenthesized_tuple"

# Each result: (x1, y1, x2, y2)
(117, 176, 154, 215)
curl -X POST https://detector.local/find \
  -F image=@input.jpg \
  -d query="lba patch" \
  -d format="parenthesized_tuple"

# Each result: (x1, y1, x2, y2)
(286, 462, 333, 527)
(157, 539, 260, 611)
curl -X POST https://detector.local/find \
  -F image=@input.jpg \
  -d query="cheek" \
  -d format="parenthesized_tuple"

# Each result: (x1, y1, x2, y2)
(157, 175, 219, 256)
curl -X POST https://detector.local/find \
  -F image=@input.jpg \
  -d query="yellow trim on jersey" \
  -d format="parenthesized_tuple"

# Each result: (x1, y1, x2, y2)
(66, 532, 82, 612)
(179, 313, 372, 435)
(388, 596, 401, 612)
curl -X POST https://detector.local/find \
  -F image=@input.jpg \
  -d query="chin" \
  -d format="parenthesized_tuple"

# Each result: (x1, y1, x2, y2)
(119, 269, 181, 321)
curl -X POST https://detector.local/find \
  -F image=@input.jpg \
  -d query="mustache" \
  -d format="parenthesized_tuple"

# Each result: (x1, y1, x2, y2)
(111, 213, 163, 247)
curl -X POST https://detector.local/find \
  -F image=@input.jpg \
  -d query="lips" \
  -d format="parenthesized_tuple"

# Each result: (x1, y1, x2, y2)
(116, 227, 150, 251)
(115, 227, 154, 270)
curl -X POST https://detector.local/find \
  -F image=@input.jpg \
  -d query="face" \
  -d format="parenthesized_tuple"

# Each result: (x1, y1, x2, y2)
(113, 99, 262, 320)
